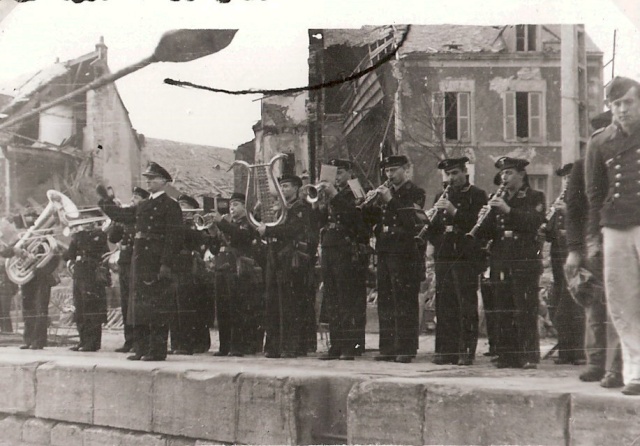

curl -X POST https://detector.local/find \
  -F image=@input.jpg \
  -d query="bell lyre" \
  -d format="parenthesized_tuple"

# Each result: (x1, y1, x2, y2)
(230, 153, 289, 229)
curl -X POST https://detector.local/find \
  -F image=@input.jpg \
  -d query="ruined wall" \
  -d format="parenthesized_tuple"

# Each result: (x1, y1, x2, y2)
(399, 61, 564, 204)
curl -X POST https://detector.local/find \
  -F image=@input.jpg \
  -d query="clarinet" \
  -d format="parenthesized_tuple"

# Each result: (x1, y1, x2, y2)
(414, 184, 452, 243)
(539, 187, 567, 232)
(466, 183, 506, 239)
(357, 179, 392, 210)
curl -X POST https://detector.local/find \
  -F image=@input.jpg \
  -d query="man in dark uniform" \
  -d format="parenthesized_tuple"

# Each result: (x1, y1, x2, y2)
(585, 76, 640, 395)
(544, 164, 585, 365)
(362, 155, 426, 363)
(64, 220, 110, 351)
(564, 151, 623, 388)
(98, 162, 183, 361)
(426, 157, 487, 366)
(209, 192, 260, 356)
(316, 159, 368, 361)
(484, 157, 545, 369)
(257, 174, 312, 359)
(109, 186, 150, 353)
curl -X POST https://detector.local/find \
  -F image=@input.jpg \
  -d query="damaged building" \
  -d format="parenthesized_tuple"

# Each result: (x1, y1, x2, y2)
(307, 24, 604, 203)
(0, 37, 144, 213)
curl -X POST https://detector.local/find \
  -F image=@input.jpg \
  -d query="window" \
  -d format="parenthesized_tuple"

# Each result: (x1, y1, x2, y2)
(504, 91, 543, 142)
(528, 174, 547, 193)
(516, 25, 538, 52)
(435, 91, 471, 142)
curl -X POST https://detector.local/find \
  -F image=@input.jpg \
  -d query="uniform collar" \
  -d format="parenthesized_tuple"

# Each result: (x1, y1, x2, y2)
(392, 179, 408, 191)
(149, 191, 165, 200)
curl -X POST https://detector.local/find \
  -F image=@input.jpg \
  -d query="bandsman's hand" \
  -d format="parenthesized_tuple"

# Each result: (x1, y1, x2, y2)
(257, 223, 267, 236)
(434, 197, 456, 215)
(158, 264, 172, 280)
(488, 196, 510, 213)
(13, 247, 28, 259)
(322, 182, 337, 198)
(553, 201, 567, 212)
(210, 210, 223, 223)
(378, 185, 392, 203)
(564, 251, 582, 279)
(586, 236, 601, 259)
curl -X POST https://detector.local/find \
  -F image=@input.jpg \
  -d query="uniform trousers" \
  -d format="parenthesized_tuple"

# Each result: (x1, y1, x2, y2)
(480, 274, 499, 355)
(376, 252, 420, 356)
(118, 263, 134, 349)
(133, 324, 169, 359)
(77, 322, 102, 350)
(20, 277, 52, 348)
(434, 260, 479, 362)
(171, 282, 200, 353)
(491, 261, 541, 366)
(602, 226, 640, 384)
(321, 246, 359, 355)
(215, 271, 247, 355)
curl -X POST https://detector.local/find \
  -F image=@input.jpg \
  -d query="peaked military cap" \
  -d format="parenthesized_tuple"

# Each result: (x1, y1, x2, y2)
(230, 192, 246, 203)
(495, 156, 529, 171)
(142, 162, 172, 182)
(606, 76, 640, 102)
(132, 186, 150, 199)
(437, 156, 469, 171)
(380, 155, 409, 169)
(328, 159, 353, 170)
(556, 163, 574, 177)
(278, 174, 303, 188)
(177, 194, 199, 209)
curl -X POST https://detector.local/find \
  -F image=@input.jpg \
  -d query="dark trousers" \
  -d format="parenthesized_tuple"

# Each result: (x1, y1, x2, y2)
(377, 253, 420, 356)
(192, 284, 212, 353)
(78, 322, 102, 350)
(434, 260, 479, 361)
(119, 263, 134, 348)
(171, 282, 199, 353)
(491, 263, 540, 365)
(322, 247, 359, 356)
(300, 264, 317, 353)
(133, 324, 169, 358)
(215, 271, 246, 354)
(264, 250, 307, 356)
(21, 278, 52, 348)
(480, 274, 499, 354)
(0, 287, 14, 332)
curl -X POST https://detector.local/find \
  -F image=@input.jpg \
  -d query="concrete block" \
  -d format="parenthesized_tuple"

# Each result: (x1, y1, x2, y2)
(348, 379, 427, 445)
(35, 361, 94, 424)
(51, 422, 84, 446)
(166, 438, 195, 446)
(153, 369, 237, 442)
(0, 415, 24, 444)
(84, 426, 126, 446)
(93, 363, 153, 431)
(570, 393, 640, 445)
(121, 432, 167, 446)
(423, 384, 570, 445)
(236, 373, 302, 445)
(22, 418, 54, 445)
(0, 358, 39, 415)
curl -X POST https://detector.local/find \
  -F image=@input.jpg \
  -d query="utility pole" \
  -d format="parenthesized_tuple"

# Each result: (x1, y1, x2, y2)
(561, 25, 587, 164)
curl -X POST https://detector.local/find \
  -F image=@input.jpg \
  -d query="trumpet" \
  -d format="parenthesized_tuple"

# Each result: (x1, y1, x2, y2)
(194, 213, 216, 230)
(300, 182, 330, 204)
(466, 183, 506, 239)
(415, 184, 452, 242)
(357, 180, 392, 210)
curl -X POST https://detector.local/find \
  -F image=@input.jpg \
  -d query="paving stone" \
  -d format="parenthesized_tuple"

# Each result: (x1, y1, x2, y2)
(0, 358, 39, 415)
(51, 422, 84, 446)
(166, 437, 195, 446)
(22, 418, 54, 445)
(0, 415, 25, 444)
(83, 426, 126, 446)
(35, 361, 94, 424)
(570, 393, 640, 446)
(121, 432, 167, 446)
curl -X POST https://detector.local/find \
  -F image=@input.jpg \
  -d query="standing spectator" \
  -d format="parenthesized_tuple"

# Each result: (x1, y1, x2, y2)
(585, 76, 640, 395)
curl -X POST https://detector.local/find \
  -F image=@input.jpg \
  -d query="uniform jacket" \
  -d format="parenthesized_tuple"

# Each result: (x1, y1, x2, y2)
(109, 223, 135, 265)
(427, 183, 488, 261)
(363, 180, 426, 254)
(565, 158, 587, 254)
(316, 186, 368, 248)
(586, 123, 640, 238)
(485, 185, 546, 268)
(263, 198, 311, 253)
(216, 215, 256, 257)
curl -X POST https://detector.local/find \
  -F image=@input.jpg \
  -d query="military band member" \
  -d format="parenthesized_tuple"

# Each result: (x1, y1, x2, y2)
(484, 157, 545, 369)
(109, 186, 150, 353)
(585, 76, 640, 395)
(316, 159, 368, 360)
(64, 222, 110, 352)
(426, 157, 488, 366)
(257, 174, 312, 359)
(98, 162, 183, 361)
(362, 155, 426, 363)
(209, 192, 260, 356)
(544, 164, 585, 365)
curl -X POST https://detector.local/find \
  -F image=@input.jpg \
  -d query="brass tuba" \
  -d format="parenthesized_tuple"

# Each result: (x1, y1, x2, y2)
(230, 153, 288, 229)
(6, 190, 82, 285)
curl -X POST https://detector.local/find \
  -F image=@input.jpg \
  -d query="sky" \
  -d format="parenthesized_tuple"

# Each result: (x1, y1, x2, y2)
(0, 0, 638, 150)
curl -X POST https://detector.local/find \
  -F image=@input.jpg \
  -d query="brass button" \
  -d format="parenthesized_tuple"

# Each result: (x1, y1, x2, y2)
(616, 173, 622, 179)
(614, 193, 620, 198)
(615, 182, 621, 187)
(615, 165, 621, 169)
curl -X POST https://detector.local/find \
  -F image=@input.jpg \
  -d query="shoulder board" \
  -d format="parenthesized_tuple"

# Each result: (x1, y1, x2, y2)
(589, 127, 606, 138)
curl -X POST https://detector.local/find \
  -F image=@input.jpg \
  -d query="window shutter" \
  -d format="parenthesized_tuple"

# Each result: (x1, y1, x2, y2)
(458, 92, 470, 141)
(504, 91, 516, 141)
(432, 92, 445, 141)
(529, 92, 542, 141)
